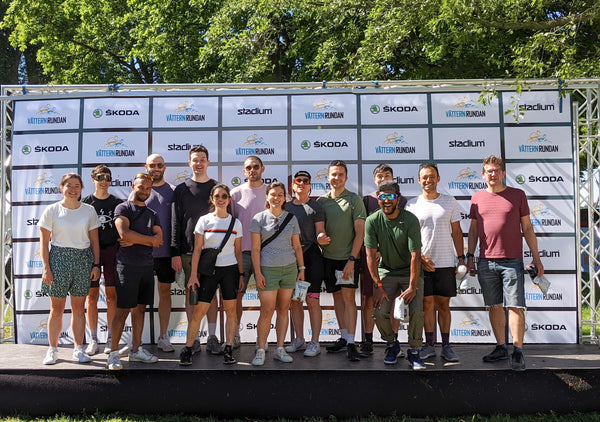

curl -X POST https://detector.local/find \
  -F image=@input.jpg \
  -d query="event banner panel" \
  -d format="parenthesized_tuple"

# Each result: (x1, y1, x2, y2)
(83, 97, 149, 129)
(152, 97, 219, 128)
(524, 236, 575, 271)
(520, 310, 577, 343)
(222, 96, 288, 127)
(13, 99, 80, 131)
(449, 310, 496, 344)
(82, 131, 149, 164)
(528, 199, 576, 234)
(360, 128, 430, 161)
(504, 126, 573, 160)
(81, 166, 140, 200)
(432, 127, 501, 160)
(13, 241, 42, 277)
(221, 129, 288, 162)
(151, 130, 219, 164)
(431, 93, 500, 125)
(222, 164, 290, 194)
(12, 167, 77, 203)
(152, 311, 215, 345)
(289, 164, 360, 198)
(291, 129, 358, 161)
(359, 94, 428, 125)
(15, 277, 71, 312)
(501, 91, 572, 124)
(360, 162, 422, 199)
(291, 94, 357, 126)
(12, 204, 46, 239)
(12, 133, 79, 166)
(436, 163, 488, 197)
(506, 161, 574, 196)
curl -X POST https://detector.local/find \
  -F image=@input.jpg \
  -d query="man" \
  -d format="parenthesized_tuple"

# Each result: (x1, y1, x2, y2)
(108, 173, 162, 370)
(406, 163, 463, 362)
(171, 146, 219, 354)
(467, 155, 544, 371)
(317, 160, 366, 361)
(359, 163, 406, 357)
(83, 165, 123, 355)
(230, 156, 268, 347)
(365, 181, 425, 369)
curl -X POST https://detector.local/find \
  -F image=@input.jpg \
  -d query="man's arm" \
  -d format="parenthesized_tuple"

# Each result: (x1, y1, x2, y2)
(521, 215, 544, 277)
(116, 216, 162, 248)
(399, 249, 421, 304)
(366, 246, 389, 308)
(467, 219, 478, 274)
(451, 221, 465, 268)
(170, 198, 183, 271)
(342, 218, 365, 280)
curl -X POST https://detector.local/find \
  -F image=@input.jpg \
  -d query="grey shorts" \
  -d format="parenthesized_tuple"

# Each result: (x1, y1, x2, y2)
(477, 258, 526, 308)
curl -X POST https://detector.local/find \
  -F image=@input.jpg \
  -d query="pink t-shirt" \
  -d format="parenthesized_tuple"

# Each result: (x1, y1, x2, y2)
(230, 183, 267, 252)
(469, 187, 529, 259)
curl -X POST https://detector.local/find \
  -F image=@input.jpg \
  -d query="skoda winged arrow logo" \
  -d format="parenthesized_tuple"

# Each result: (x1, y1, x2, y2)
(93, 109, 103, 118)
(370, 105, 380, 114)
(301, 140, 311, 150)
(22, 145, 32, 155)
(515, 174, 526, 184)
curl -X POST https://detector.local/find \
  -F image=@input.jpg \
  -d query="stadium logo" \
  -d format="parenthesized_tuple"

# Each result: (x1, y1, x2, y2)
(27, 104, 66, 125)
(518, 103, 555, 112)
(304, 98, 344, 120)
(518, 130, 558, 153)
(237, 106, 273, 115)
(375, 131, 415, 155)
(167, 143, 202, 151)
(235, 133, 275, 156)
(524, 249, 560, 258)
(448, 139, 486, 148)
(166, 101, 206, 122)
(110, 178, 133, 188)
(96, 135, 136, 158)
(24, 172, 60, 197)
(447, 167, 486, 190)
(445, 96, 486, 118)
(530, 203, 562, 228)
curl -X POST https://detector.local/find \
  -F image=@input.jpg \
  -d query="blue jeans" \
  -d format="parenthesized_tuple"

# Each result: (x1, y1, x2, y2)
(477, 258, 526, 308)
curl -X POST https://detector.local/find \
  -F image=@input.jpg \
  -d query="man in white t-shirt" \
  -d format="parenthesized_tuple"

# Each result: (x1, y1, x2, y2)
(406, 163, 464, 362)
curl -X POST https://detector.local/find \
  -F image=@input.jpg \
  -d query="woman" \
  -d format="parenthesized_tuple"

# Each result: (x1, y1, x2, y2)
(250, 181, 305, 366)
(179, 183, 243, 365)
(38, 173, 101, 365)
(284, 171, 330, 357)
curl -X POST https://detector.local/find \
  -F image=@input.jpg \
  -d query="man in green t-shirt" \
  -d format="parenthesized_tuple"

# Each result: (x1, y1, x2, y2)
(364, 181, 425, 370)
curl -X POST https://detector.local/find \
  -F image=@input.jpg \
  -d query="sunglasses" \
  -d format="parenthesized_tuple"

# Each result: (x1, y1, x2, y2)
(245, 164, 261, 171)
(213, 193, 229, 200)
(147, 163, 165, 169)
(135, 173, 154, 182)
(378, 193, 398, 201)
(294, 178, 311, 185)
(94, 174, 112, 182)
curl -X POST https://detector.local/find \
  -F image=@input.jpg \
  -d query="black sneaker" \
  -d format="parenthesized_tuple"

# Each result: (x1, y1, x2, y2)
(510, 351, 526, 371)
(346, 343, 360, 361)
(179, 346, 192, 366)
(223, 346, 236, 365)
(358, 341, 373, 357)
(326, 337, 347, 353)
(482, 345, 509, 362)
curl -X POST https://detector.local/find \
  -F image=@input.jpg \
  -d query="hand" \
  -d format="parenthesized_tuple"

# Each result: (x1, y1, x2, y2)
(187, 275, 200, 291)
(317, 233, 331, 245)
(399, 286, 417, 304)
(42, 268, 54, 286)
(467, 258, 476, 276)
(373, 285, 389, 309)
(118, 238, 134, 247)
(255, 273, 266, 290)
(238, 274, 245, 291)
(421, 255, 435, 272)
(171, 256, 183, 272)
(532, 259, 545, 278)
(342, 260, 355, 281)
(296, 269, 306, 282)
(90, 267, 101, 281)
(151, 234, 163, 248)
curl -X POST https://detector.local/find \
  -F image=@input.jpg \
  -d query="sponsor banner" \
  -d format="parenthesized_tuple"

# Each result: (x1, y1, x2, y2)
(528, 199, 575, 234)
(360, 162, 422, 199)
(83, 97, 149, 129)
(504, 126, 573, 159)
(507, 161, 574, 196)
(81, 166, 139, 201)
(525, 274, 577, 308)
(449, 310, 495, 343)
(222, 96, 287, 127)
(521, 310, 577, 344)
(221, 129, 287, 162)
(314, 309, 364, 343)
(523, 236, 575, 271)
(15, 277, 71, 312)
(151, 131, 219, 164)
(451, 276, 486, 308)
(152, 97, 218, 128)
(13, 242, 42, 277)
(431, 93, 500, 124)
(153, 278, 187, 308)
(291, 94, 357, 126)
(242, 274, 261, 308)
(292, 129, 358, 161)
(12, 167, 77, 203)
(17, 313, 73, 345)
(240, 310, 286, 344)
(12, 204, 45, 240)
(82, 131, 148, 164)
(153, 311, 212, 345)
(436, 163, 488, 197)
(432, 127, 501, 160)
(12, 133, 79, 166)
(291, 164, 360, 198)
(163, 165, 219, 189)
(360, 94, 428, 125)
(457, 200, 472, 234)
(13, 99, 80, 131)
(222, 164, 289, 193)
(502, 91, 572, 124)
(361, 128, 429, 161)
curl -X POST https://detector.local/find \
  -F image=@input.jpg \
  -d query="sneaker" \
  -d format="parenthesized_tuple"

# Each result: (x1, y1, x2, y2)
(43, 347, 58, 365)
(407, 348, 426, 370)
(397, 345, 405, 358)
(285, 337, 306, 353)
(358, 341, 373, 357)
(103, 336, 112, 354)
(441, 345, 459, 362)
(107, 351, 122, 370)
(223, 346, 236, 365)
(420, 344, 436, 359)
(274, 347, 294, 363)
(118, 345, 130, 357)
(252, 348, 266, 366)
(72, 346, 92, 363)
(191, 339, 202, 354)
(232, 333, 241, 349)
(158, 336, 175, 352)
(179, 346, 193, 366)
(483, 345, 509, 362)
(129, 347, 158, 363)
(206, 335, 223, 355)
(346, 343, 360, 361)
(510, 351, 526, 371)
(326, 337, 347, 353)
(85, 340, 99, 356)
(303, 341, 321, 357)
(255, 340, 269, 352)
(384, 341, 401, 365)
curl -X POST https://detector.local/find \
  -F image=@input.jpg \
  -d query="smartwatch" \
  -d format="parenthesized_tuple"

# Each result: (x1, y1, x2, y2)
(348, 255, 356, 262)
(457, 255, 465, 260)
(466, 252, 475, 259)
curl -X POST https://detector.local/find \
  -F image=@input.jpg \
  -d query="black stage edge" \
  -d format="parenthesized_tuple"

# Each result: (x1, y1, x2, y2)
(1, 344, 599, 418)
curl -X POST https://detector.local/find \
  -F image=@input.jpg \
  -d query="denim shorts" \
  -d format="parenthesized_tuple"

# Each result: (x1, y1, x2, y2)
(477, 258, 526, 308)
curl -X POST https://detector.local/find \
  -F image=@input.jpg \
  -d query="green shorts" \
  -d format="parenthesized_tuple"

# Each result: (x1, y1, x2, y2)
(259, 263, 298, 291)
(42, 246, 93, 298)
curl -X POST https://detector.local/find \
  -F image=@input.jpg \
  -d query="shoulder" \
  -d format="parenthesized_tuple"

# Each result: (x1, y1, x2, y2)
(81, 194, 93, 204)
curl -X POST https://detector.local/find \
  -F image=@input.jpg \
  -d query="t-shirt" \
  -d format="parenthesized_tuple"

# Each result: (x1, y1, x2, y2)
(469, 187, 529, 259)
(317, 189, 366, 260)
(250, 210, 301, 267)
(38, 201, 100, 249)
(194, 214, 243, 267)
(171, 178, 217, 256)
(231, 183, 268, 252)
(285, 199, 325, 250)
(406, 194, 460, 268)
(364, 209, 422, 277)
(114, 201, 161, 266)
(82, 194, 123, 248)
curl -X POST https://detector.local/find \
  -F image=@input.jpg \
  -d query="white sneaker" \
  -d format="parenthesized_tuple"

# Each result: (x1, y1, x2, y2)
(43, 347, 58, 365)
(252, 348, 266, 366)
(85, 340, 99, 356)
(129, 346, 158, 363)
(119, 345, 130, 357)
(103, 344, 112, 354)
(304, 341, 321, 357)
(157, 336, 175, 352)
(107, 351, 123, 370)
(255, 341, 268, 352)
(274, 347, 293, 363)
(285, 337, 306, 353)
(72, 346, 92, 363)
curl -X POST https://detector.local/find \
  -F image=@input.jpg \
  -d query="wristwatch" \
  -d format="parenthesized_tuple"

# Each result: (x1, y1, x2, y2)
(457, 255, 465, 260)
(348, 255, 356, 261)
(466, 252, 475, 259)
(92, 264, 101, 268)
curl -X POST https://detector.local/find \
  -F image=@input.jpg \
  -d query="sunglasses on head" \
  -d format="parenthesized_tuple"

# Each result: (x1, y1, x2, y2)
(135, 173, 154, 182)
(94, 174, 111, 182)
(378, 193, 398, 201)
(147, 163, 164, 169)
(213, 193, 229, 200)
(294, 178, 311, 185)
(245, 164, 261, 171)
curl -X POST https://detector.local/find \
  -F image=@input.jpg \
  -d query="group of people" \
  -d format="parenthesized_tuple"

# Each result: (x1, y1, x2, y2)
(38, 149, 543, 372)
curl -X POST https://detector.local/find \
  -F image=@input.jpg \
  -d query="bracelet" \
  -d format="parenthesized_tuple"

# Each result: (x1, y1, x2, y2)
(298, 266, 306, 270)
(375, 282, 383, 288)
(466, 252, 475, 259)
(92, 264, 101, 268)
(239, 272, 244, 277)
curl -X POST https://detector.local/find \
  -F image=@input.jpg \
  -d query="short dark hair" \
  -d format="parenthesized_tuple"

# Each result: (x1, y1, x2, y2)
(482, 155, 505, 172)
(418, 163, 439, 177)
(373, 163, 393, 177)
(377, 180, 400, 195)
(265, 181, 287, 209)
(208, 183, 231, 213)
(189, 145, 209, 160)
(328, 160, 347, 175)
(245, 155, 264, 167)
(91, 164, 111, 179)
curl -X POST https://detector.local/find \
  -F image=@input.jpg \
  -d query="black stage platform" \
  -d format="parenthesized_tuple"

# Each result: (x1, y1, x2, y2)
(0, 343, 599, 418)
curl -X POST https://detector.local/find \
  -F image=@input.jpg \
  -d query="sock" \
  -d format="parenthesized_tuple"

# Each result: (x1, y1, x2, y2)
(340, 328, 348, 340)
(345, 333, 355, 344)
(208, 323, 217, 337)
(441, 333, 450, 347)
(224, 345, 232, 353)
(90, 329, 97, 341)
(425, 331, 434, 346)
(500, 343, 508, 350)
(365, 332, 373, 343)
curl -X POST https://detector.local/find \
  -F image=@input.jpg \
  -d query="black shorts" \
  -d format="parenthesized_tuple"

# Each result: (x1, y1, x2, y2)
(154, 257, 175, 284)
(198, 264, 239, 303)
(324, 257, 359, 293)
(423, 267, 457, 298)
(304, 243, 324, 294)
(116, 263, 155, 308)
